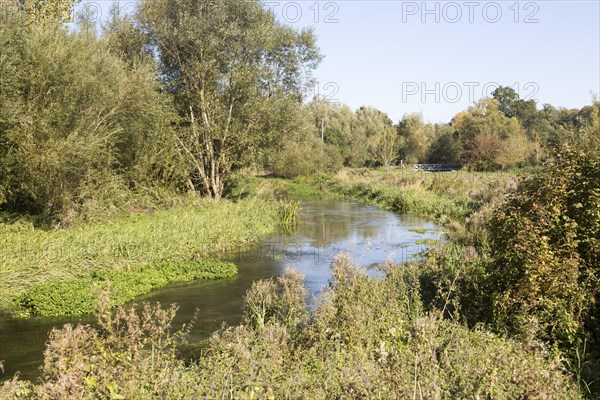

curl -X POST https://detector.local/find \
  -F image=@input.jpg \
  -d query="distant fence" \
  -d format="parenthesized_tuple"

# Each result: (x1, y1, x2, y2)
(411, 164, 462, 172)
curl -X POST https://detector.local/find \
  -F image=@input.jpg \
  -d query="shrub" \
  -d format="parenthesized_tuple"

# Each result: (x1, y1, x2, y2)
(2, 258, 582, 398)
(462, 134, 503, 171)
(486, 148, 600, 348)
(37, 295, 191, 399)
(0, 9, 182, 223)
(270, 140, 343, 178)
(242, 268, 308, 333)
(201, 256, 582, 398)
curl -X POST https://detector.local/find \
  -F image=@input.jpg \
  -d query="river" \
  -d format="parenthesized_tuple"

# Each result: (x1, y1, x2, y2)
(0, 199, 442, 381)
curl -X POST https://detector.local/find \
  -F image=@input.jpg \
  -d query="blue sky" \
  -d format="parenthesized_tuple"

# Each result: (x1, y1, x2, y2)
(268, 0, 600, 122)
(80, 0, 600, 123)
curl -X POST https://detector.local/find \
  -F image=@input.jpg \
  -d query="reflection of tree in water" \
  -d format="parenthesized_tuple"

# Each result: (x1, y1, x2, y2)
(298, 200, 395, 249)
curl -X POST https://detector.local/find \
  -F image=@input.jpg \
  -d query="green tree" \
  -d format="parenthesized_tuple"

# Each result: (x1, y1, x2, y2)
(309, 96, 329, 147)
(349, 106, 395, 167)
(103, 3, 152, 66)
(492, 86, 520, 118)
(324, 105, 355, 149)
(427, 124, 463, 163)
(397, 113, 434, 164)
(138, 0, 321, 199)
(374, 125, 401, 171)
(308, 98, 355, 164)
(492, 86, 539, 131)
(495, 130, 536, 169)
(0, 9, 179, 222)
(0, 10, 27, 207)
(453, 98, 530, 170)
(269, 102, 342, 178)
(453, 98, 521, 142)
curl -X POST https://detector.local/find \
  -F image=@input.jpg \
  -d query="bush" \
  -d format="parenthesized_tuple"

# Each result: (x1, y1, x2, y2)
(0, 9, 183, 223)
(486, 148, 600, 349)
(2, 257, 582, 398)
(270, 140, 343, 178)
(38, 295, 189, 399)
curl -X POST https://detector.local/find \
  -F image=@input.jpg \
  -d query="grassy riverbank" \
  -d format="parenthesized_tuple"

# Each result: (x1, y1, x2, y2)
(3, 156, 597, 397)
(0, 197, 279, 317)
(323, 168, 520, 223)
(230, 168, 522, 226)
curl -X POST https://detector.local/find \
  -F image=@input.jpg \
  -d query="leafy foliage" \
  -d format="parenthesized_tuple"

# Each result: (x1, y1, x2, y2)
(138, 0, 321, 199)
(427, 125, 463, 163)
(454, 98, 535, 170)
(0, 9, 182, 223)
(4, 0, 77, 26)
(486, 148, 600, 348)
(397, 112, 434, 164)
(17, 258, 237, 316)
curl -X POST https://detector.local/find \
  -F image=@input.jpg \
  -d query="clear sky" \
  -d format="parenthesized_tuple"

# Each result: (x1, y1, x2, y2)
(266, 0, 600, 123)
(79, 0, 600, 123)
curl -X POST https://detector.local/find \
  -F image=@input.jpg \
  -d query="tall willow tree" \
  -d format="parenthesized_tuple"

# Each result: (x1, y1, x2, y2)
(397, 113, 435, 164)
(138, 0, 321, 199)
(348, 106, 395, 168)
(0, 9, 179, 221)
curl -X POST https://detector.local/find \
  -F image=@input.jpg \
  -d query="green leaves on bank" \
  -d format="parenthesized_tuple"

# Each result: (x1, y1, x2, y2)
(17, 258, 237, 317)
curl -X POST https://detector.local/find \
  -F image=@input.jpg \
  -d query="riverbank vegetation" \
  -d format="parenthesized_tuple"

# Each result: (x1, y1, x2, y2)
(1, 0, 599, 397)
(1, 0, 597, 225)
(230, 167, 519, 225)
(0, 261, 583, 399)
(0, 198, 277, 317)
(2, 149, 598, 397)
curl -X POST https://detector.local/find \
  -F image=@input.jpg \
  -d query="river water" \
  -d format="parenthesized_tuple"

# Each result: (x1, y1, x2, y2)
(0, 199, 442, 381)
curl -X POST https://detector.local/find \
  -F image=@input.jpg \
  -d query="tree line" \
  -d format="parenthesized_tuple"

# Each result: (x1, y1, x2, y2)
(1, 0, 598, 223)
(305, 88, 598, 173)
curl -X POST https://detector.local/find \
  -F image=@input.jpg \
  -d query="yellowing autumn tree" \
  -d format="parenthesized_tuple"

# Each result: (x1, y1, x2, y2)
(453, 98, 533, 170)
(5, 0, 77, 26)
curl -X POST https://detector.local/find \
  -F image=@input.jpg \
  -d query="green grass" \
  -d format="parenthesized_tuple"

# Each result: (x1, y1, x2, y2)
(226, 174, 330, 201)
(0, 197, 278, 315)
(276, 199, 301, 232)
(325, 178, 471, 222)
(324, 168, 519, 223)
